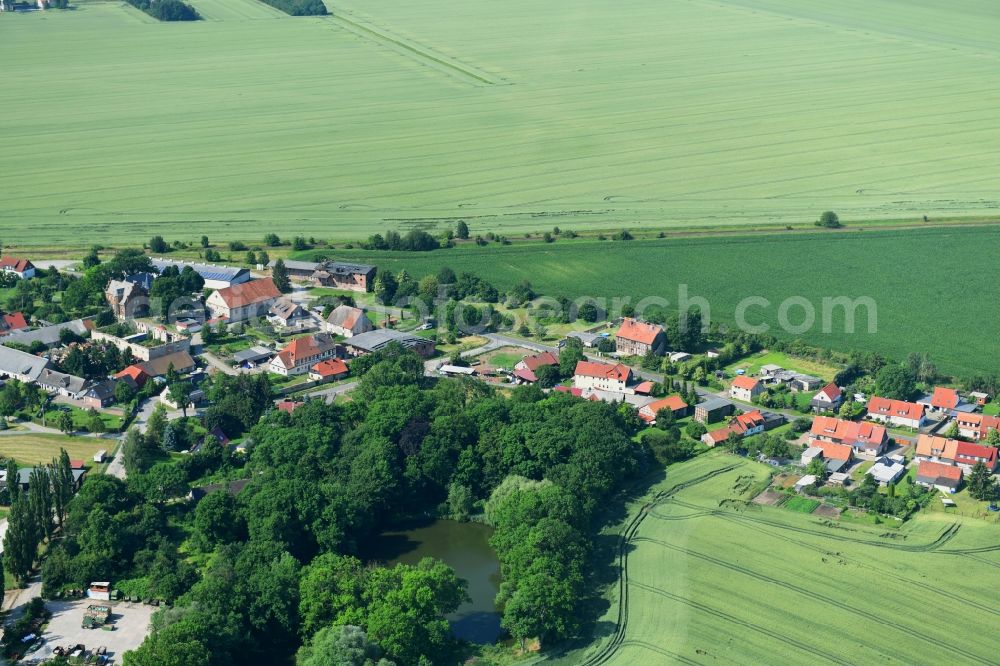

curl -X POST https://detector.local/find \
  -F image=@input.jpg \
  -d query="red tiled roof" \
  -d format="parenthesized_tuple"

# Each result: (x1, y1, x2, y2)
(956, 413, 1000, 440)
(930, 387, 960, 410)
(513, 367, 538, 383)
(867, 396, 924, 421)
(816, 383, 842, 401)
(311, 359, 348, 377)
(114, 365, 150, 387)
(731, 375, 760, 391)
(639, 395, 688, 422)
(816, 441, 853, 461)
(276, 400, 303, 414)
(69, 459, 86, 469)
(705, 428, 732, 445)
(954, 441, 998, 468)
(520, 351, 559, 372)
(275, 334, 336, 369)
(633, 381, 655, 395)
(1, 312, 28, 332)
(0, 257, 32, 273)
(615, 318, 663, 345)
(554, 386, 583, 397)
(917, 460, 962, 482)
(810, 416, 886, 448)
(215, 278, 281, 309)
(732, 410, 766, 433)
(574, 360, 631, 382)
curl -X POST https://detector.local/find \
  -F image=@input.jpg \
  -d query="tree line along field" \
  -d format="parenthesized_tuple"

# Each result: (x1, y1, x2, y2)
(5, 0, 1000, 245)
(326, 225, 1000, 378)
(557, 452, 1000, 665)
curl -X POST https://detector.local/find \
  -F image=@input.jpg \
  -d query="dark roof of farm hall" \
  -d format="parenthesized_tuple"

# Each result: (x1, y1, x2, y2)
(347, 329, 426, 353)
(267, 259, 320, 272)
(315, 261, 376, 277)
(151, 259, 250, 284)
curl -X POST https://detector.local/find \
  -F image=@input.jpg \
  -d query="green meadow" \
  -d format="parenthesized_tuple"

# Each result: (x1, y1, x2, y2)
(4, 0, 1000, 245)
(563, 453, 1000, 665)
(326, 225, 1000, 377)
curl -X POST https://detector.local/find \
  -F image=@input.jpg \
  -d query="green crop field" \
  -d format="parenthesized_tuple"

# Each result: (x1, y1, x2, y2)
(327, 225, 1000, 377)
(4, 0, 1000, 247)
(560, 452, 1000, 665)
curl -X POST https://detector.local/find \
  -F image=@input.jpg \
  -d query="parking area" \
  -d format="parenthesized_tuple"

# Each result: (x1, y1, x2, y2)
(22, 599, 154, 664)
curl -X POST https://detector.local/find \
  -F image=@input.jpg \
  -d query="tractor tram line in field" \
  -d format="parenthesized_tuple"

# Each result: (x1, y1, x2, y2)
(630, 535, 996, 665)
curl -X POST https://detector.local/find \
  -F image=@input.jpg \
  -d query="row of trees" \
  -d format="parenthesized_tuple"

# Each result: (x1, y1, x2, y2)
(4, 452, 76, 586)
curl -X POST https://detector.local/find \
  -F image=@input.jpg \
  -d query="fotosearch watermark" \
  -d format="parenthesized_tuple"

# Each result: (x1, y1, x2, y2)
(368, 284, 878, 338)
(136, 285, 876, 340)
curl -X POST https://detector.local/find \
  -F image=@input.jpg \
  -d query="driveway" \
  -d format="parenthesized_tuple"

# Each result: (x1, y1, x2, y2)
(302, 381, 358, 403)
(21, 599, 155, 664)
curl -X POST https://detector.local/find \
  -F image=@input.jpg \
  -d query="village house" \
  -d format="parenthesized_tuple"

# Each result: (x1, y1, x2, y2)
(614, 318, 666, 357)
(867, 456, 907, 486)
(809, 416, 888, 456)
(309, 261, 376, 292)
(573, 360, 633, 393)
(309, 358, 350, 383)
(267, 298, 311, 329)
(9, 467, 85, 493)
(810, 383, 843, 413)
(694, 397, 734, 424)
(206, 278, 282, 323)
(918, 386, 975, 418)
(1, 319, 92, 350)
(512, 351, 559, 383)
(345, 329, 436, 358)
(0, 257, 35, 279)
(325, 305, 375, 338)
(37, 368, 89, 398)
(915, 460, 963, 493)
(866, 396, 926, 429)
(139, 350, 197, 378)
(955, 413, 1000, 442)
(114, 364, 150, 390)
(0, 312, 28, 336)
(638, 395, 690, 424)
(814, 440, 854, 473)
(701, 410, 781, 446)
(729, 375, 763, 402)
(268, 333, 339, 376)
(105, 280, 148, 320)
(915, 434, 998, 471)
(81, 380, 116, 409)
(151, 258, 250, 290)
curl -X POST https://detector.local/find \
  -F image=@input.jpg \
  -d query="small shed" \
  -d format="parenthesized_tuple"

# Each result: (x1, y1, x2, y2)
(794, 475, 818, 491)
(800, 446, 823, 466)
(93, 450, 107, 464)
(87, 582, 111, 601)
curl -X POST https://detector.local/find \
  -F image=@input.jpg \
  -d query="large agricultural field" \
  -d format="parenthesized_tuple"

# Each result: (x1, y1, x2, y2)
(324, 225, 1000, 377)
(560, 453, 1000, 665)
(4, 0, 1000, 246)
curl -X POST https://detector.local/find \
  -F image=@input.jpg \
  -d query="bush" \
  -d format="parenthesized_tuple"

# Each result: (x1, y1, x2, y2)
(256, 0, 327, 15)
(126, 0, 200, 20)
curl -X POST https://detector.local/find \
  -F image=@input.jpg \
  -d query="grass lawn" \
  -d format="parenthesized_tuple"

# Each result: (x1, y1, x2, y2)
(725, 351, 840, 383)
(851, 460, 875, 484)
(783, 496, 820, 513)
(554, 452, 1000, 665)
(0, 434, 109, 467)
(480, 347, 526, 370)
(981, 402, 1000, 416)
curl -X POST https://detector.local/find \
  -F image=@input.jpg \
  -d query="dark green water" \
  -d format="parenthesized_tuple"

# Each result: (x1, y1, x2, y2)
(364, 520, 502, 644)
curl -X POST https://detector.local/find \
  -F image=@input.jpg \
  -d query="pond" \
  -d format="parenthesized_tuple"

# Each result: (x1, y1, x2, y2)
(363, 519, 502, 644)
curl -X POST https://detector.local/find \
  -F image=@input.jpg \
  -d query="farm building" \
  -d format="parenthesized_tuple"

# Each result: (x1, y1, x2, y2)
(267, 259, 320, 280)
(310, 261, 376, 292)
(800, 446, 823, 466)
(206, 278, 282, 323)
(37, 368, 88, 398)
(614, 318, 665, 357)
(345, 329, 435, 358)
(267, 298, 311, 329)
(638, 395, 690, 423)
(564, 331, 603, 348)
(573, 360, 633, 393)
(0, 312, 29, 336)
(918, 387, 975, 417)
(0, 318, 92, 350)
(139, 350, 197, 378)
(114, 364, 150, 389)
(0, 344, 49, 382)
(694, 397, 734, 424)
(325, 305, 375, 338)
(151, 258, 250, 290)
(729, 375, 763, 402)
(232, 346, 275, 368)
(512, 351, 559, 383)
